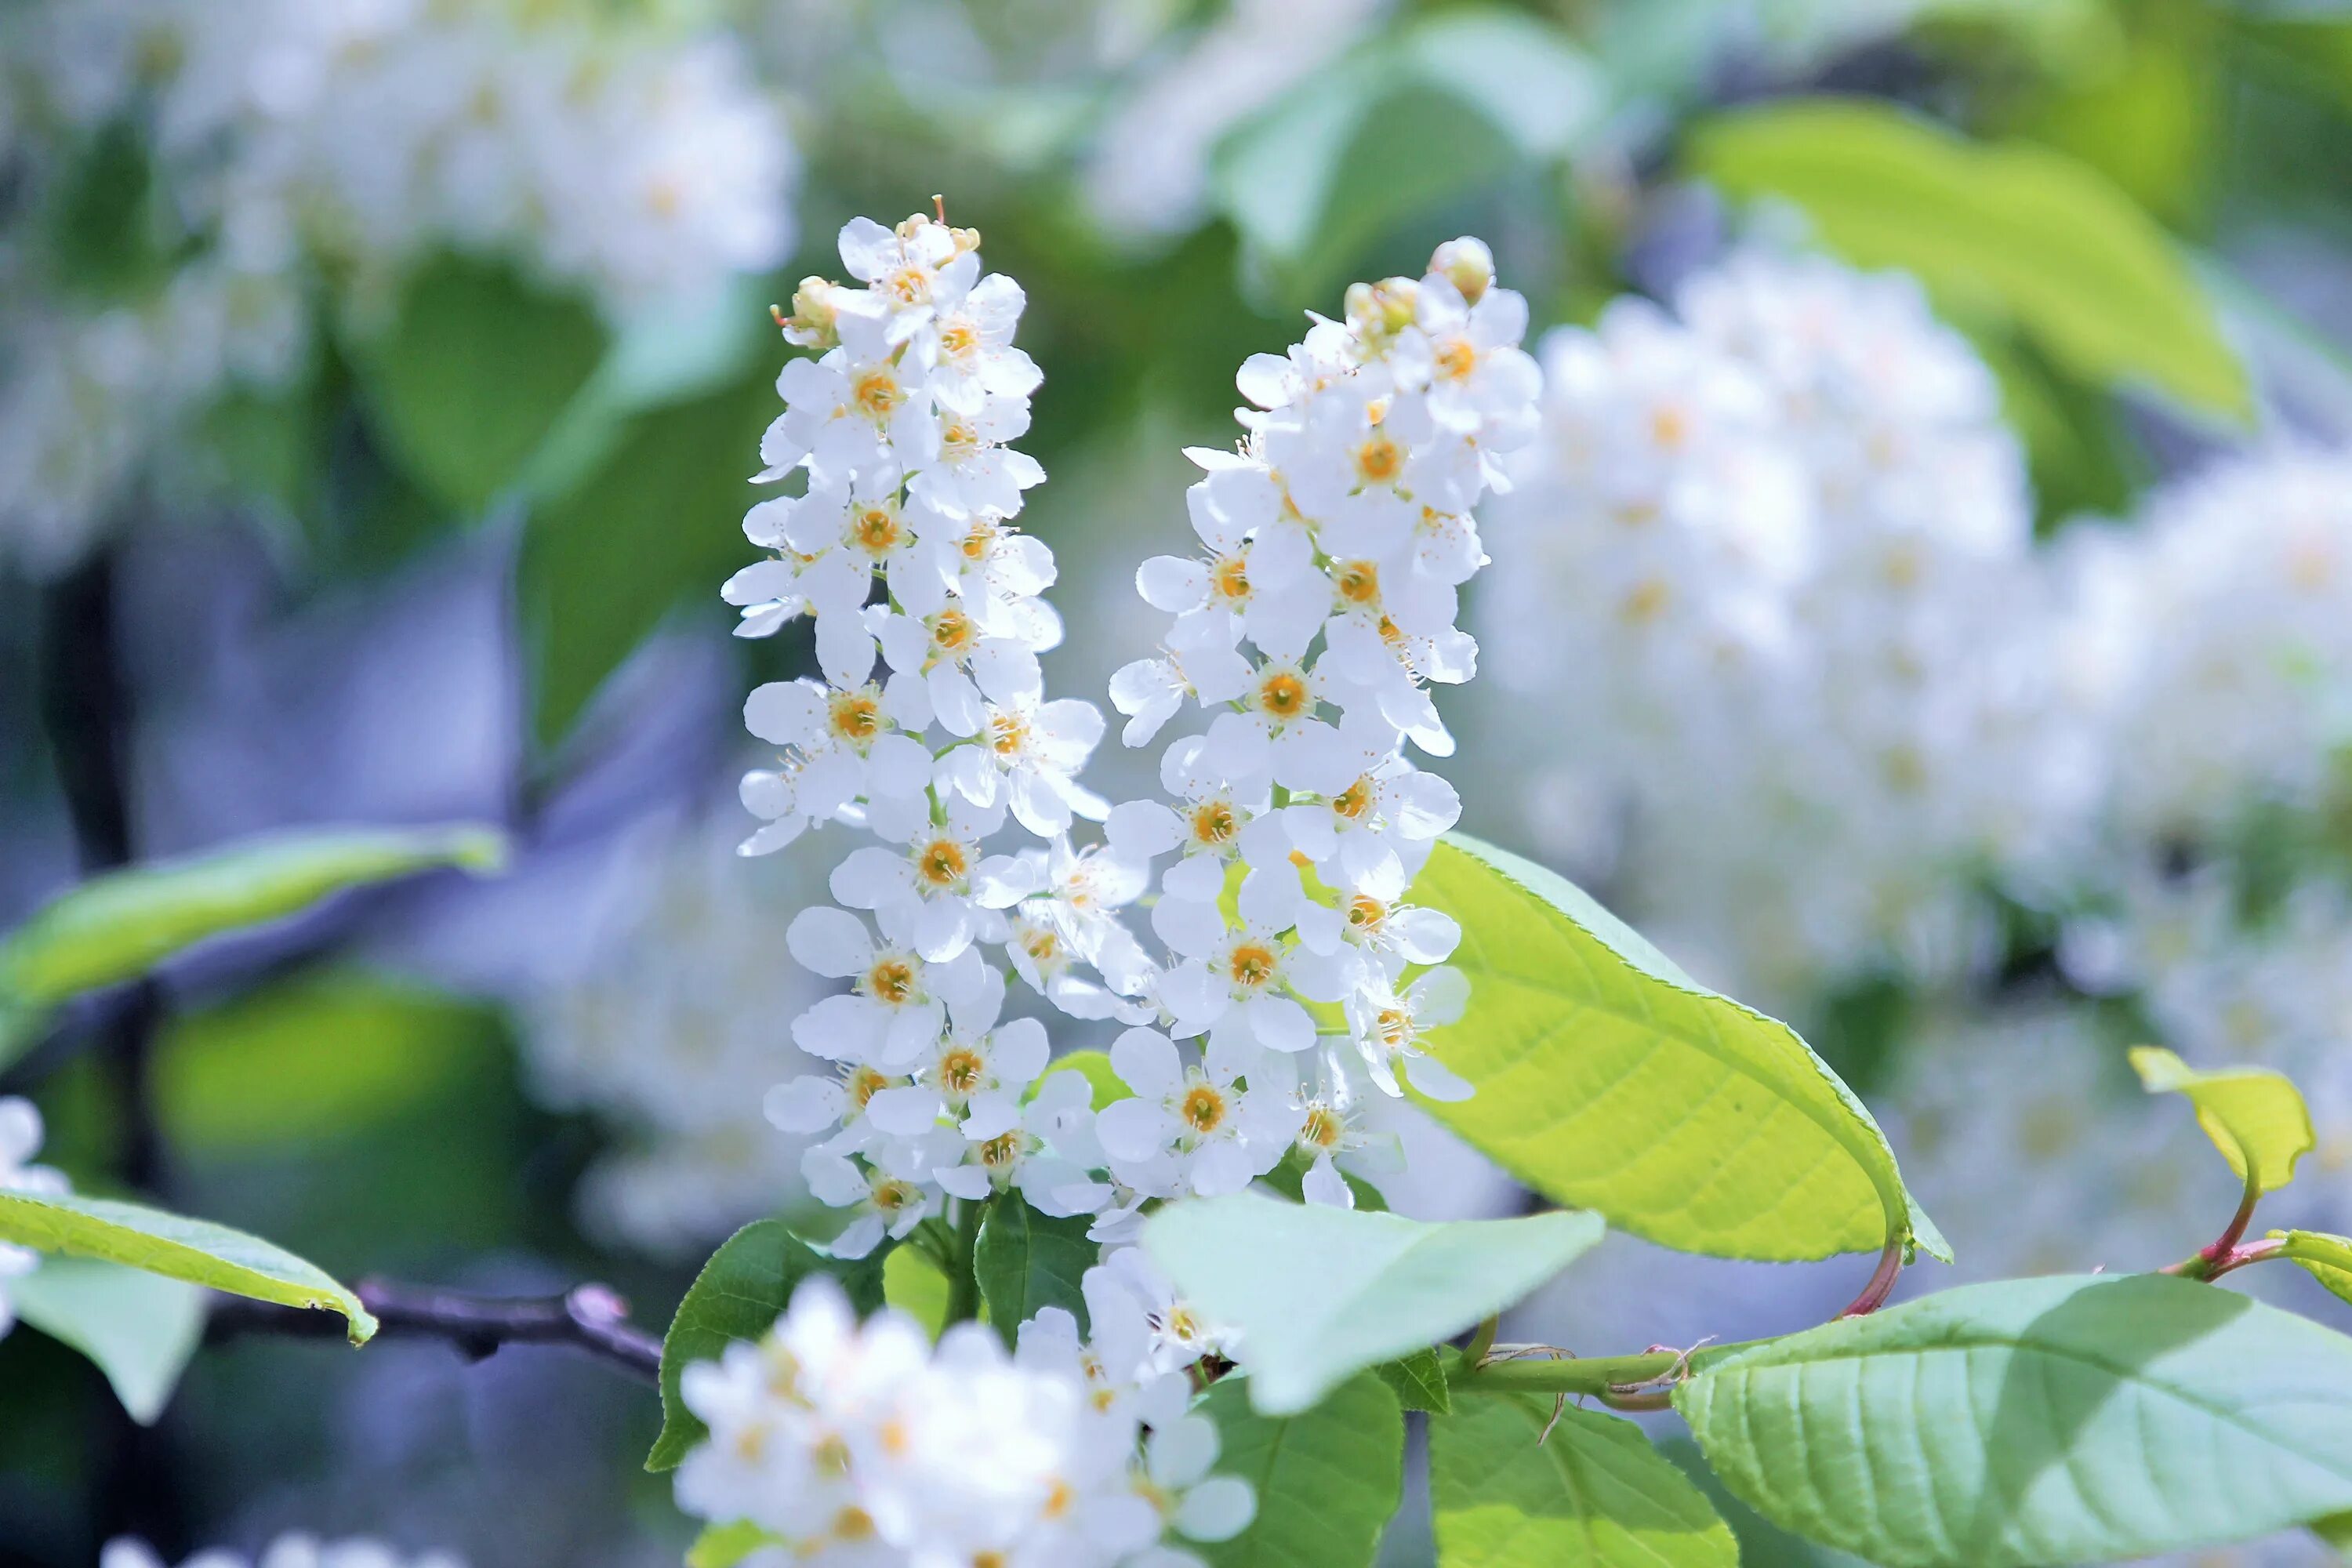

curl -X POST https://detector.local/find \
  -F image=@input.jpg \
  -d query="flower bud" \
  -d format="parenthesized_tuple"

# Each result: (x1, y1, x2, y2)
(1431, 237, 1494, 303)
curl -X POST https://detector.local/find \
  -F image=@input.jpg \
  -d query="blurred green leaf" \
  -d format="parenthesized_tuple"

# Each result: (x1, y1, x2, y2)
(521, 376, 775, 750)
(1144, 1193, 1602, 1414)
(519, 274, 775, 503)
(649, 1219, 887, 1472)
(361, 255, 606, 515)
(884, 1242, 952, 1338)
(0, 825, 505, 1069)
(0, 1189, 374, 1344)
(686, 1523, 786, 1568)
(1687, 97, 2249, 417)
(155, 972, 495, 1153)
(1213, 8, 1602, 303)
(10, 1257, 205, 1425)
(974, 1200, 1094, 1348)
(1196, 1370, 1403, 1568)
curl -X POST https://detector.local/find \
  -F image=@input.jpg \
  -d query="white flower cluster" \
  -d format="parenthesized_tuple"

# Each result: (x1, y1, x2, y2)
(517, 808, 828, 1258)
(1480, 251, 2098, 1004)
(675, 1272, 1251, 1568)
(1091, 238, 1537, 1203)
(102, 1536, 463, 1568)
(2063, 448, 2352, 847)
(0, 0, 794, 574)
(0, 1096, 65, 1342)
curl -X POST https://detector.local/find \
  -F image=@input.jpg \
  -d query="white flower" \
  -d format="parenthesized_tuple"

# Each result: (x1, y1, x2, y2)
(1345, 967, 1473, 1101)
(802, 1134, 952, 1259)
(826, 791, 1020, 962)
(1287, 1089, 1404, 1210)
(785, 905, 989, 1068)
(101, 1537, 464, 1568)
(1095, 1028, 1293, 1197)
(742, 679, 933, 836)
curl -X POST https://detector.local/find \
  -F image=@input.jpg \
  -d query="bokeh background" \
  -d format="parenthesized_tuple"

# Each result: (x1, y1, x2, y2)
(5, 0, 2352, 1563)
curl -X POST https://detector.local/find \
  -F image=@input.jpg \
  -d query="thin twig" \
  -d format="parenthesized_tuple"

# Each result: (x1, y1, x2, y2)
(207, 1279, 665, 1384)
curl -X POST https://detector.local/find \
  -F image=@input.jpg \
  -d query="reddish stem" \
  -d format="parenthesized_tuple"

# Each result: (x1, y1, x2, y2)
(1838, 1237, 1904, 1318)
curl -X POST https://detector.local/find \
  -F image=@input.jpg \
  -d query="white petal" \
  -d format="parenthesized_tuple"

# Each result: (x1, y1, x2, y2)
(787, 906, 874, 978)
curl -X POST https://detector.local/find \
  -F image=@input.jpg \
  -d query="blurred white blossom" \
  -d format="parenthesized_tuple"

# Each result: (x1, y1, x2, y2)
(102, 1536, 464, 1568)
(0, 1096, 65, 1342)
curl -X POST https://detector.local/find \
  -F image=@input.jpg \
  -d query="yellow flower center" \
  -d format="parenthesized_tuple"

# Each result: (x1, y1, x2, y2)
(1334, 560, 1380, 605)
(853, 367, 903, 421)
(872, 1177, 920, 1214)
(1181, 1083, 1228, 1134)
(851, 504, 901, 555)
(1189, 800, 1238, 847)
(883, 263, 931, 306)
(1331, 776, 1377, 820)
(940, 1046, 986, 1095)
(828, 690, 884, 742)
(1433, 336, 1477, 381)
(917, 837, 968, 887)
(1620, 579, 1669, 625)
(848, 1065, 890, 1109)
(834, 1505, 878, 1542)
(938, 318, 978, 358)
(989, 710, 1029, 757)
(1301, 1105, 1344, 1150)
(1228, 942, 1279, 989)
(930, 606, 975, 655)
(960, 521, 996, 562)
(1376, 1007, 1414, 1051)
(1210, 554, 1251, 602)
(1346, 894, 1388, 933)
(1353, 433, 1404, 486)
(866, 958, 916, 1004)
(1649, 404, 1688, 451)
(978, 1131, 1022, 1169)
(1258, 670, 1308, 718)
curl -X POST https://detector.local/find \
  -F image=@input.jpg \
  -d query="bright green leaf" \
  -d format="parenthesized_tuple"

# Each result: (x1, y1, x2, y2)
(0, 1189, 373, 1344)
(1411, 833, 1938, 1263)
(648, 1220, 885, 1472)
(1432, 1395, 1737, 1568)
(1196, 1370, 1404, 1568)
(10, 1258, 205, 1425)
(1376, 1345, 1450, 1414)
(1679, 1272, 2352, 1566)
(974, 1200, 1094, 1348)
(1144, 1192, 1602, 1414)
(686, 1522, 787, 1568)
(0, 824, 506, 1042)
(1686, 97, 2249, 416)
(2131, 1046, 2315, 1197)
(1028, 1049, 1131, 1111)
(884, 1243, 952, 1339)
(361, 254, 606, 514)
(2268, 1230, 2352, 1309)
(156, 972, 497, 1152)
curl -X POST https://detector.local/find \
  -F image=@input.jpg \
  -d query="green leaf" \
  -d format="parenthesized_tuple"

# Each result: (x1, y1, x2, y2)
(1028, 1049, 1132, 1111)
(884, 1243, 953, 1339)
(521, 377, 776, 748)
(2131, 1046, 2315, 1197)
(1211, 9, 1601, 303)
(361, 254, 606, 515)
(1685, 97, 2248, 416)
(685, 1522, 787, 1568)
(1196, 1370, 1405, 1568)
(9, 1258, 205, 1425)
(1376, 1345, 1451, 1414)
(2267, 1230, 2352, 1308)
(648, 1219, 886, 1472)
(156, 972, 497, 1152)
(0, 825, 506, 1047)
(1678, 1272, 2352, 1566)
(2317, 1511, 2352, 1559)
(1410, 833, 1939, 1263)
(1432, 1396, 1738, 1567)
(1144, 1191, 1603, 1414)
(0, 1189, 373, 1343)
(974, 1200, 1094, 1348)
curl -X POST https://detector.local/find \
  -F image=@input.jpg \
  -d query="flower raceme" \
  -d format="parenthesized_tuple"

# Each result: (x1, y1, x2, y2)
(706, 210, 1532, 1561)
(676, 1274, 1252, 1568)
